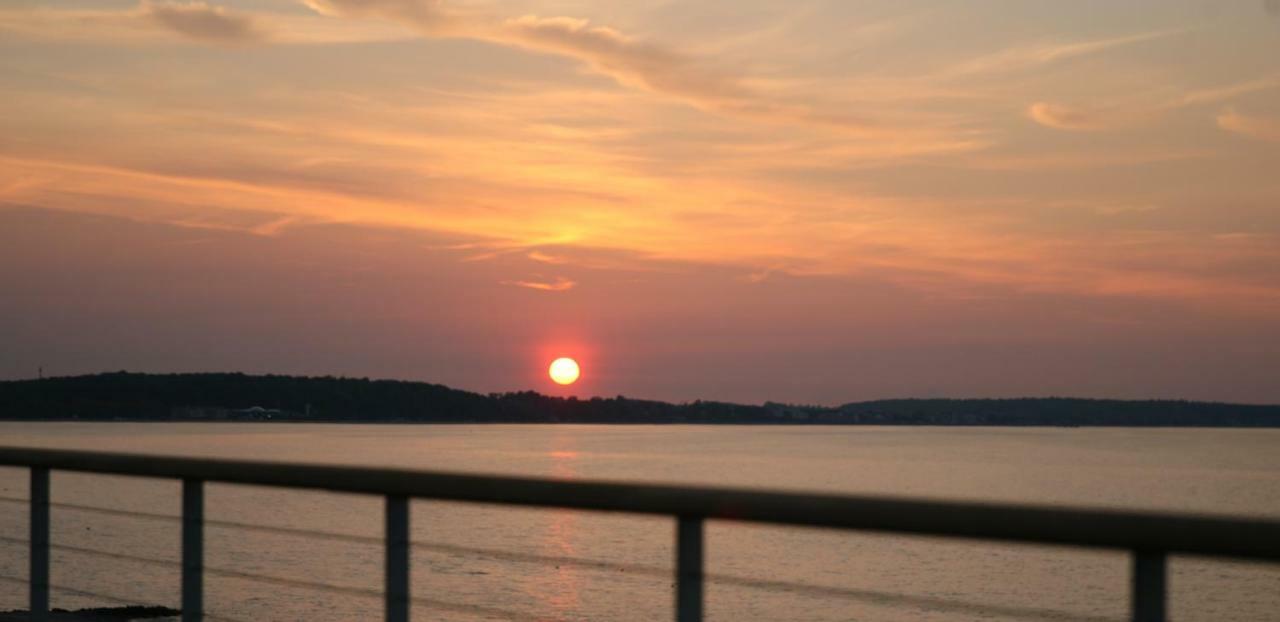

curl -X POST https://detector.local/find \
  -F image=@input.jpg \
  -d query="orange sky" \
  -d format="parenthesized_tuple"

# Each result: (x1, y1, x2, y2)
(1, 1, 1278, 403)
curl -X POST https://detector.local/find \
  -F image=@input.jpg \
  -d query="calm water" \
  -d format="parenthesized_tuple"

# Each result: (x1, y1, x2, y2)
(1, 424, 1278, 621)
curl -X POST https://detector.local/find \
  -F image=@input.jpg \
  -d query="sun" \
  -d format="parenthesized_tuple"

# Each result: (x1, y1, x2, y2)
(549, 357, 580, 385)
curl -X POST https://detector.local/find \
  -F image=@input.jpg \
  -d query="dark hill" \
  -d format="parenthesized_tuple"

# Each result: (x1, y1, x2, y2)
(1, 372, 1278, 426)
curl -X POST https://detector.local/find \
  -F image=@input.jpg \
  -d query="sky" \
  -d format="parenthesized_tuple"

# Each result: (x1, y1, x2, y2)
(1, 0, 1279, 404)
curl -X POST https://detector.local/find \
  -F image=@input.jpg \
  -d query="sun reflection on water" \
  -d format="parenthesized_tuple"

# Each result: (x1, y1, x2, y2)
(523, 442, 583, 619)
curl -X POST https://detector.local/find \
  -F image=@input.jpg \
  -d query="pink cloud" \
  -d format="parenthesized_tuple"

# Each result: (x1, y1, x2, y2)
(502, 276, 576, 292)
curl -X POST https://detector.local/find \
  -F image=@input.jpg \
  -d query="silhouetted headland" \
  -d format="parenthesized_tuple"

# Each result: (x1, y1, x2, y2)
(0, 606, 179, 621)
(1, 372, 1277, 426)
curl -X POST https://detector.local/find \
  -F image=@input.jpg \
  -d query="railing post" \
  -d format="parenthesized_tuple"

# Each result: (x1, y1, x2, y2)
(182, 479, 204, 622)
(675, 516, 704, 622)
(1132, 550, 1166, 622)
(29, 467, 49, 622)
(386, 495, 410, 622)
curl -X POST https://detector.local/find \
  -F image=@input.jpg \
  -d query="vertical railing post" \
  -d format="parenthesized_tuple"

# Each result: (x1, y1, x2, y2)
(182, 479, 204, 622)
(1132, 550, 1166, 622)
(675, 516, 704, 622)
(29, 467, 49, 622)
(385, 495, 410, 622)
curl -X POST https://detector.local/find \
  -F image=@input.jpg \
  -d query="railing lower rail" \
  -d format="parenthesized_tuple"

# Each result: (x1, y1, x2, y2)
(2, 446, 1279, 622)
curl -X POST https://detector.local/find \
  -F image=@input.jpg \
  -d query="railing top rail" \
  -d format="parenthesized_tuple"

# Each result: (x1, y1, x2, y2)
(2, 445, 1279, 561)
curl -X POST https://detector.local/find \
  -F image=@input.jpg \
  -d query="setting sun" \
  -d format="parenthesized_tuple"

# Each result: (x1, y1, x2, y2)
(549, 357, 580, 385)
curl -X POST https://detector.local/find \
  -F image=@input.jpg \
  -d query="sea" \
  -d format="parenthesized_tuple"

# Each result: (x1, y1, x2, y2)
(0, 424, 1277, 621)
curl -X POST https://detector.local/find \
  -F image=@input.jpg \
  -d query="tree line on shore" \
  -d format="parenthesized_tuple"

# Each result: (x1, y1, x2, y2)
(1, 372, 1278, 426)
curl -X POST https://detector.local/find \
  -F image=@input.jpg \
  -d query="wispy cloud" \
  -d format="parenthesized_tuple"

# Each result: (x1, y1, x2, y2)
(964, 149, 1211, 171)
(298, 0, 953, 137)
(1026, 102, 1123, 131)
(0, 0, 977, 149)
(740, 265, 788, 284)
(1179, 74, 1280, 106)
(945, 30, 1181, 76)
(527, 250, 569, 264)
(4, 1, 1278, 314)
(502, 276, 576, 292)
(1029, 73, 1280, 131)
(303, 0, 747, 107)
(1217, 107, 1280, 142)
(141, 1, 266, 44)
(0, 2, 408, 46)
(248, 215, 302, 236)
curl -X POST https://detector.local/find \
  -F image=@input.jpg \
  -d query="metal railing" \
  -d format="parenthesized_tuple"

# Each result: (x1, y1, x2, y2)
(2, 446, 1279, 622)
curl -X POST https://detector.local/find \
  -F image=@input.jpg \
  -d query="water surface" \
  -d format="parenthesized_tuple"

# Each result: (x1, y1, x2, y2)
(1, 424, 1277, 621)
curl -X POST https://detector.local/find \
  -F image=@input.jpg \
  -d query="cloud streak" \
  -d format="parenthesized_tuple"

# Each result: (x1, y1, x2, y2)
(502, 276, 576, 292)
(1026, 102, 1121, 131)
(0, 2, 409, 46)
(946, 30, 1181, 76)
(1217, 108, 1280, 142)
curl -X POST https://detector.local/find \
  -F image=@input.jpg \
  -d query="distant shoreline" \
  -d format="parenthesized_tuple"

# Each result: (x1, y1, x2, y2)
(3, 372, 1278, 427)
